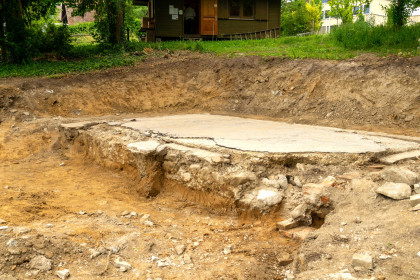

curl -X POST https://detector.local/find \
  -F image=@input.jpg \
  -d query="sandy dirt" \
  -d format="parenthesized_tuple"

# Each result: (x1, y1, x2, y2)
(0, 52, 420, 279)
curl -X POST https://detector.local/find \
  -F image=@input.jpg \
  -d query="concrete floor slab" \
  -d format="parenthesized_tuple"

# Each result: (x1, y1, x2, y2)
(120, 114, 420, 154)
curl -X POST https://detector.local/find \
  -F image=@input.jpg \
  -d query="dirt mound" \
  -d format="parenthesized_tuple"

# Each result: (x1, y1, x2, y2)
(1, 52, 419, 135)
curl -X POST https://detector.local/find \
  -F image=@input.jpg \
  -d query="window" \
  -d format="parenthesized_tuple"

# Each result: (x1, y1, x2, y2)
(230, 0, 240, 17)
(353, 6, 359, 15)
(364, 4, 370, 14)
(229, 0, 255, 18)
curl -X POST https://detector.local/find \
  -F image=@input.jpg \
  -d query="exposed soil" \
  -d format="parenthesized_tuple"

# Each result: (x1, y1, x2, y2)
(0, 52, 420, 279)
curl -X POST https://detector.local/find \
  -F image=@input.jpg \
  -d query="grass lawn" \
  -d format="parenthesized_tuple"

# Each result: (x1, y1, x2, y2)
(1, 29, 418, 78)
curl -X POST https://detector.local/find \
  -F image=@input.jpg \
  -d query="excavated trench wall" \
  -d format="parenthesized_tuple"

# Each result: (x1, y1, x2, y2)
(58, 121, 384, 226)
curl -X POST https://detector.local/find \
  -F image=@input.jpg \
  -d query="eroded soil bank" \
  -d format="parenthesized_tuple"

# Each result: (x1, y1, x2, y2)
(0, 53, 420, 279)
(1, 52, 420, 135)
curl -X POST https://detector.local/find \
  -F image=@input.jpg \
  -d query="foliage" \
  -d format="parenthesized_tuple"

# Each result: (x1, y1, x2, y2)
(331, 21, 420, 49)
(68, 22, 97, 35)
(385, 0, 420, 28)
(0, 0, 75, 63)
(66, 0, 131, 45)
(0, 51, 141, 77)
(305, 0, 323, 32)
(281, 0, 312, 35)
(329, 0, 370, 24)
(281, 0, 323, 35)
(125, 5, 148, 40)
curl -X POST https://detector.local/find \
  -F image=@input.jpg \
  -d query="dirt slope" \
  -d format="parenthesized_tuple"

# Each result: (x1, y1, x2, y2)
(1, 52, 419, 135)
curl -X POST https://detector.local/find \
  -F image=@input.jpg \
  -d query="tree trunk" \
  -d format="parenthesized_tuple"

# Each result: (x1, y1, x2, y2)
(0, 0, 7, 62)
(396, 0, 404, 28)
(6, 0, 28, 62)
(115, 1, 124, 45)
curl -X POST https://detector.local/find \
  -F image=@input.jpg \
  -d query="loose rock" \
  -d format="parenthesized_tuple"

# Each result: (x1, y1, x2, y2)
(414, 184, 420, 194)
(183, 254, 192, 264)
(56, 269, 70, 279)
(114, 257, 131, 270)
(29, 255, 52, 272)
(121, 211, 130, 216)
(223, 245, 232, 255)
(376, 182, 411, 200)
(381, 167, 419, 185)
(89, 248, 101, 259)
(175, 244, 185, 255)
(0, 219, 6, 224)
(276, 218, 299, 230)
(351, 253, 373, 269)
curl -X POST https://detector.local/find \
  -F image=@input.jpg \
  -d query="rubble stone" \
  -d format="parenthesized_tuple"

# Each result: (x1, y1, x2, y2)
(276, 218, 299, 230)
(376, 182, 411, 200)
(351, 253, 373, 269)
(381, 167, 419, 185)
(175, 244, 185, 255)
(56, 269, 70, 279)
(291, 204, 307, 220)
(414, 184, 420, 194)
(114, 257, 131, 270)
(29, 255, 52, 272)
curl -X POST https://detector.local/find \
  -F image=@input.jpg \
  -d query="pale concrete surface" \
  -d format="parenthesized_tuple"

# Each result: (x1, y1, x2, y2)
(120, 114, 420, 154)
(380, 150, 420, 164)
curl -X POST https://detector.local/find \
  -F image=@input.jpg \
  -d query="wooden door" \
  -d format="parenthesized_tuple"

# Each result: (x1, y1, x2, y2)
(201, 0, 218, 35)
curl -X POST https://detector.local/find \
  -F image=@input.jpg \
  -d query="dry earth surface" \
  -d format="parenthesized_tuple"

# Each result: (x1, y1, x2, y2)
(0, 52, 419, 280)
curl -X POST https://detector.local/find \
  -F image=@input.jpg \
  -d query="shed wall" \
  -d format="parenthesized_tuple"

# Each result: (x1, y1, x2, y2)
(154, 0, 281, 37)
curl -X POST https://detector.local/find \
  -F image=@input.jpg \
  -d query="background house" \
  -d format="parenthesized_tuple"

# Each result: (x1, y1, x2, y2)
(320, 0, 420, 33)
(134, 0, 281, 41)
(57, 4, 95, 25)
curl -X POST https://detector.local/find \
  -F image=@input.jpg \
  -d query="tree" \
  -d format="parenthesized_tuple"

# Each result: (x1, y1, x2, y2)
(281, 0, 323, 35)
(386, 0, 420, 27)
(0, 0, 62, 62)
(281, 0, 311, 35)
(329, 0, 370, 24)
(66, 0, 128, 45)
(305, 0, 323, 32)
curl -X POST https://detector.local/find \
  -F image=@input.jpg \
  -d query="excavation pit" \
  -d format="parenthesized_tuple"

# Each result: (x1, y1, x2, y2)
(60, 114, 420, 216)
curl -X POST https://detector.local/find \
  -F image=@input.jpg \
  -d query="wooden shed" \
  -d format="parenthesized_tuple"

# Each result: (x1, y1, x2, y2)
(133, 0, 281, 41)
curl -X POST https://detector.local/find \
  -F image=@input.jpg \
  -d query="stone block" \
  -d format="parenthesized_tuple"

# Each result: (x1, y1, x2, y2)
(276, 218, 299, 230)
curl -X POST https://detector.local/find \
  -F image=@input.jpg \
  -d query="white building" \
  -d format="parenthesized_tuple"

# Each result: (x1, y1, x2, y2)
(320, 0, 420, 33)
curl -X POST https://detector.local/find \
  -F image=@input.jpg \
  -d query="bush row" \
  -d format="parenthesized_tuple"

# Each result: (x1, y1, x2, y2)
(331, 21, 420, 50)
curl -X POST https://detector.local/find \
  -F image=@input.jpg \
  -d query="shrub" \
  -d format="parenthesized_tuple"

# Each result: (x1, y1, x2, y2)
(30, 23, 73, 58)
(68, 22, 97, 35)
(331, 21, 420, 49)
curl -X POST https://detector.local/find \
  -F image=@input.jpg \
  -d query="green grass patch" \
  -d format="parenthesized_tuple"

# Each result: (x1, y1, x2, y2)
(132, 35, 359, 60)
(0, 52, 142, 78)
(1, 23, 419, 78)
